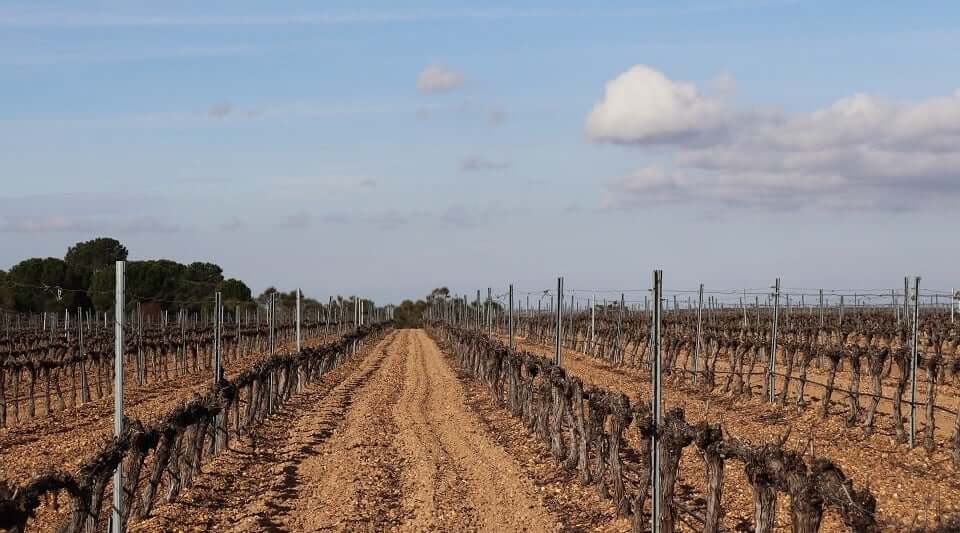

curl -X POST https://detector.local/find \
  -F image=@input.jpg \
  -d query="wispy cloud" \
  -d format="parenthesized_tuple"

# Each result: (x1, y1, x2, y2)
(417, 65, 466, 94)
(302, 204, 522, 230)
(2, 102, 409, 131)
(460, 156, 511, 172)
(0, 215, 98, 233)
(0, 4, 797, 28)
(414, 101, 507, 128)
(270, 175, 381, 191)
(1, 44, 261, 66)
(275, 212, 311, 230)
(220, 217, 246, 232)
(0, 192, 168, 216)
(0, 193, 184, 234)
(488, 107, 507, 126)
(208, 100, 232, 119)
(0, 215, 182, 234)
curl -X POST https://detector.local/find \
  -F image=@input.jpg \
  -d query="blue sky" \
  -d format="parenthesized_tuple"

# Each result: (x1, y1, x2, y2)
(2, 1, 959, 304)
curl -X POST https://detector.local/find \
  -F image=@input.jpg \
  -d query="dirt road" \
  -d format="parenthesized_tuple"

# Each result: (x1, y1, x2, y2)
(139, 329, 578, 532)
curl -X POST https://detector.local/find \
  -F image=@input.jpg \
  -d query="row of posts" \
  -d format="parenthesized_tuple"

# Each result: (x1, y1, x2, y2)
(440, 270, 931, 532)
(107, 260, 382, 532)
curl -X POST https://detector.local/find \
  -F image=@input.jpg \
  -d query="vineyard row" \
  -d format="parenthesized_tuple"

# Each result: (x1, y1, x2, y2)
(0, 322, 389, 532)
(432, 323, 890, 532)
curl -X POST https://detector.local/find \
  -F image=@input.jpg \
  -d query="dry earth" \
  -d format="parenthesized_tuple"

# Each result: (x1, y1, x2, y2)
(135, 329, 614, 532)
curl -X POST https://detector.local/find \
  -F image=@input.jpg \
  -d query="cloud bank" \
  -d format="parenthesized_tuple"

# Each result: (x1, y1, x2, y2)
(588, 65, 960, 210)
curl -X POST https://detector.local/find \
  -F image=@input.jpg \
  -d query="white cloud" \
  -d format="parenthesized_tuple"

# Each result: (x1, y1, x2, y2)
(590, 65, 960, 210)
(417, 65, 465, 93)
(585, 65, 727, 144)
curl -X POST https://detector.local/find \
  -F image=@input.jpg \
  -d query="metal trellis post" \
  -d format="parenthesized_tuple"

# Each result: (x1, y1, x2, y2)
(555, 277, 563, 366)
(651, 270, 663, 533)
(296, 289, 302, 352)
(589, 298, 595, 352)
(508, 284, 514, 351)
(769, 278, 780, 403)
(616, 293, 624, 364)
(693, 283, 703, 384)
(111, 261, 125, 533)
(214, 292, 223, 382)
(909, 276, 921, 447)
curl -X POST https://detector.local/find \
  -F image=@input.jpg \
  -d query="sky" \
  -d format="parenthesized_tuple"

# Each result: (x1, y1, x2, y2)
(1, 1, 959, 305)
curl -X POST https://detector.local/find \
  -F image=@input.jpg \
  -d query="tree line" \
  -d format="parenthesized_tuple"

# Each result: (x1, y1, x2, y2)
(0, 237, 327, 314)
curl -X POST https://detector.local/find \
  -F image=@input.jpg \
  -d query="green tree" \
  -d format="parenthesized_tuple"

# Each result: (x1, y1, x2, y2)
(64, 237, 128, 290)
(426, 287, 450, 303)
(184, 262, 223, 284)
(257, 288, 338, 311)
(88, 259, 187, 311)
(393, 298, 428, 328)
(390, 287, 454, 328)
(256, 286, 280, 305)
(0, 270, 15, 310)
(7, 257, 88, 312)
(64, 237, 128, 272)
(3, 238, 262, 316)
(219, 278, 252, 303)
(176, 262, 224, 303)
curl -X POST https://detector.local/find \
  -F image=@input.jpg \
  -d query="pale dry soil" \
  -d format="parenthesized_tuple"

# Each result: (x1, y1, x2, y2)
(137, 329, 584, 532)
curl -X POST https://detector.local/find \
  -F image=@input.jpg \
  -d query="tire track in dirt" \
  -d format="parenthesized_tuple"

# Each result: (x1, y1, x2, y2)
(273, 330, 410, 532)
(391, 330, 559, 532)
(392, 330, 479, 530)
(275, 329, 560, 532)
(246, 330, 408, 532)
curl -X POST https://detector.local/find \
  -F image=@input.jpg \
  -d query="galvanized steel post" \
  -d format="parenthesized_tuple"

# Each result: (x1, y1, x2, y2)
(650, 270, 663, 532)
(909, 276, 921, 447)
(589, 298, 595, 352)
(693, 283, 704, 384)
(616, 293, 624, 364)
(508, 284, 514, 351)
(296, 289, 302, 352)
(111, 261, 125, 533)
(214, 292, 223, 382)
(769, 278, 780, 403)
(555, 277, 563, 366)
